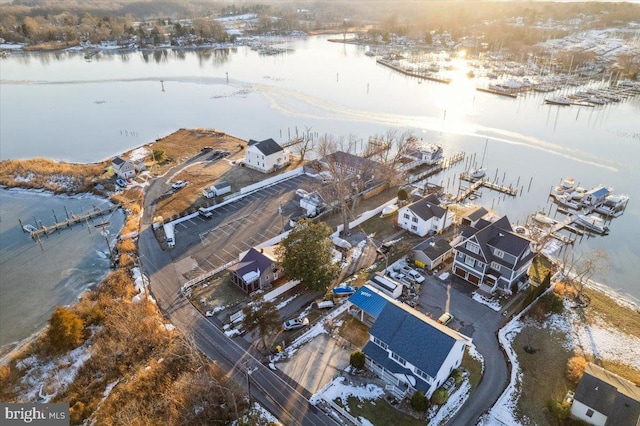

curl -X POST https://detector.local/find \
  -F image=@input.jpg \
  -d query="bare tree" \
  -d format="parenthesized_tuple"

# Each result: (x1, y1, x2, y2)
(558, 247, 610, 304)
(294, 126, 315, 162)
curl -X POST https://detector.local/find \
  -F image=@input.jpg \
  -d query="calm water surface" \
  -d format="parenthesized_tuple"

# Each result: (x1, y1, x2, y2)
(0, 190, 124, 353)
(1, 36, 638, 319)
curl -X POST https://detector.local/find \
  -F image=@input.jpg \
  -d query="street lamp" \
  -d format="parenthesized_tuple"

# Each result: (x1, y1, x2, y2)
(245, 362, 257, 406)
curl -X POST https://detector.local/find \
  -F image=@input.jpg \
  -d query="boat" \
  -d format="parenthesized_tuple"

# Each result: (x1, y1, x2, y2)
(551, 177, 577, 196)
(575, 215, 609, 235)
(533, 212, 555, 226)
(553, 193, 582, 210)
(381, 205, 399, 217)
(332, 285, 356, 296)
(570, 187, 586, 201)
(23, 224, 37, 233)
(470, 168, 486, 180)
(545, 96, 571, 106)
(595, 194, 629, 218)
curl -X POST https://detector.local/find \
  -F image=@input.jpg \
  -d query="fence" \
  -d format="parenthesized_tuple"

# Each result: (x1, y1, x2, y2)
(240, 167, 303, 194)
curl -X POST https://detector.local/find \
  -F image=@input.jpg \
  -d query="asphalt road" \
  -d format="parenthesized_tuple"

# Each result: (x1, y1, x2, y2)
(139, 162, 337, 425)
(418, 272, 509, 426)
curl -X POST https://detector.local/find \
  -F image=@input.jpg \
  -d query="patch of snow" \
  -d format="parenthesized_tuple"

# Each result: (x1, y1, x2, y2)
(317, 376, 384, 407)
(102, 379, 120, 401)
(429, 379, 472, 425)
(438, 272, 450, 281)
(276, 295, 298, 310)
(350, 239, 368, 262)
(467, 342, 485, 371)
(18, 343, 92, 403)
(14, 172, 34, 182)
(472, 292, 502, 312)
(359, 417, 374, 426)
(128, 147, 149, 162)
(161, 323, 175, 332)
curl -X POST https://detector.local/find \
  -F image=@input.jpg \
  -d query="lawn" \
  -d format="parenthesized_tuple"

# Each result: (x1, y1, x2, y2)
(460, 350, 483, 390)
(528, 256, 554, 285)
(190, 276, 247, 315)
(337, 396, 424, 426)
(337, 315, 370, 348)
(513, 318, 574, 426)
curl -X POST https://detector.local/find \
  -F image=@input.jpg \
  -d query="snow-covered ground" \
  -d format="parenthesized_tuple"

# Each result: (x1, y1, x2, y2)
(471, 292, 502, 312)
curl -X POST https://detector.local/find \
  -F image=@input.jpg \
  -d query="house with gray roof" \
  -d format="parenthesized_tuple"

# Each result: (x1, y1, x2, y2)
(245, 138, 290, 173)
(571, 363, 640, 426)
(460, 206, 489, 228)
(111, 156, 136, 179)
(228, 247, 280, 294)
(412, 237, 453, 271)
(397, 193, 454, 237)
(361, 298, 471, 399)
(452, 215, 536, 294)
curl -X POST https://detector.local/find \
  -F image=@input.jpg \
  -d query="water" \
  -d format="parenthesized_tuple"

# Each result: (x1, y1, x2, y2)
(0, 190, 124, 354)
(1, 35, 639, 305)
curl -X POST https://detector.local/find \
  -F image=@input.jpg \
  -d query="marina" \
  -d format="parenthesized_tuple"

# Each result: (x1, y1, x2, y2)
(19, 204, 120, 240)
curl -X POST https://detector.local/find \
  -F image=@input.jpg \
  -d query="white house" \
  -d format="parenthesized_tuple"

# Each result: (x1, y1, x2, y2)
(356, 293, 471, 399)
(571, 363, 640, 426)
(397, 193, 454, 237)
(452, 216, 536, 294)
(111, 156, 136, 179)
(244, 138, 290, 173)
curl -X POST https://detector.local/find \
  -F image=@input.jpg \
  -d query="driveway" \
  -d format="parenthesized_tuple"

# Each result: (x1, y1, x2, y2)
(277, 333, 351, 394)
(417, 272, 509, 425)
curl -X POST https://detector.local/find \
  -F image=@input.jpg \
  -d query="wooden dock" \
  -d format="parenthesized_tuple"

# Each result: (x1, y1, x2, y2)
(376, 59, 451, 84)
(281, 137, 304, 148)
(457, 173, 519, 200)
(407, 152, 465, 184)
(475, 87, 518, 98)
(363, 137, 391, 159)
(21, 205, 120, 239)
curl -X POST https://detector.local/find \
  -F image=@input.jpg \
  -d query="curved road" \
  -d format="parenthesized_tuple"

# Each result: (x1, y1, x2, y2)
(138, 162, 337, 426)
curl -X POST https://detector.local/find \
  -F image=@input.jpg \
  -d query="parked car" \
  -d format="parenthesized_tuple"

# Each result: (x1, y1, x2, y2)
(332, 285, 356, 296)
(171, 180, 189, 190)
(437, 312, 454, 326)
(316, 300, 335, 309)
(296, 189, 310, 198)
(377, 243, 392, 256)
(115, 178, 127, 187)
(283, 317, 309, 331)
(406, 269, 425, 284)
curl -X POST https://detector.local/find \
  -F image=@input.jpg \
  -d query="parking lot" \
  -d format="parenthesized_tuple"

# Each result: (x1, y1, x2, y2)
(167, 173, 320, 283)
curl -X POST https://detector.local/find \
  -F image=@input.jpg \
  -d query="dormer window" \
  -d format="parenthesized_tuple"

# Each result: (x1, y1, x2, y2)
(466, 242, 480, 254)
(495, 249, 504, 258)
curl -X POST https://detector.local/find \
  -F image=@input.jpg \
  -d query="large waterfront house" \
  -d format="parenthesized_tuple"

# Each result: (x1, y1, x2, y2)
(571, 363, 640, 426)
(228, 247, 280, 294)
(244, 138, 290, 173)
(348, 285, 471, 399)
(452, 215, 536, 294)
(111, 156, 136, 179)
(397, 194, 454, 237)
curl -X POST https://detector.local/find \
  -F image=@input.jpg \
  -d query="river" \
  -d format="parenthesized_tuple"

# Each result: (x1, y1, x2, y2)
(0, 36, 638, 344)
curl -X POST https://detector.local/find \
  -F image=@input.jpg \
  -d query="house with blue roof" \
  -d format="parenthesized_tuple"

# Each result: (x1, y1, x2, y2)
(582, 185, 611, 207)
(350, 286, 471, 399)
(348, 285, 391, 325)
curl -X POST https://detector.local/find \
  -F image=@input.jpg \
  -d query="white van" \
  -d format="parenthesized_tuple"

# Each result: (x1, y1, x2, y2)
(198, 207, 213, 219)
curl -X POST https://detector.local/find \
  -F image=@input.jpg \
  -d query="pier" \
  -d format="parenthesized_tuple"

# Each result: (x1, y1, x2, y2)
(475, 87, 518, 99)
(376, 59, 452, 84)
(456, 172, 519, 201)
(20, 205, 120, 239)
(407, 152, 465, 184)
(363, 137, 391, 159)
(281, 137, 304, 149)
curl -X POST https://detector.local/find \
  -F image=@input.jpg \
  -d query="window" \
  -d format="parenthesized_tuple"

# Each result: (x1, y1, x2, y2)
(404, 213, 410, 220)
(412, 217, 418, 223)
(391, 352, 406, 366)
(411, 225, 418, 232)
(491, 261, 501, 271)
(466, 242, 480, 254)
(373, 336, 388, 350)
(465, 256, 475, 267)
(414, 368, 431, 382)
(586, 409, 594, 418)
(494, 249, 504, 258)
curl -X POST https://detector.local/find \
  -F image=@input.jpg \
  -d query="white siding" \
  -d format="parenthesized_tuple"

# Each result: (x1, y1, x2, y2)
(570, 400, 607, 426)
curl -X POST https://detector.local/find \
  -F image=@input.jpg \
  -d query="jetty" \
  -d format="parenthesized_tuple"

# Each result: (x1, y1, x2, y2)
(363, 137, 391, 159)
(20, 205, 119, 239)
(281, 137, 304, 149)
(475, 87, 518, 98)
(376, 59, 452, 84)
